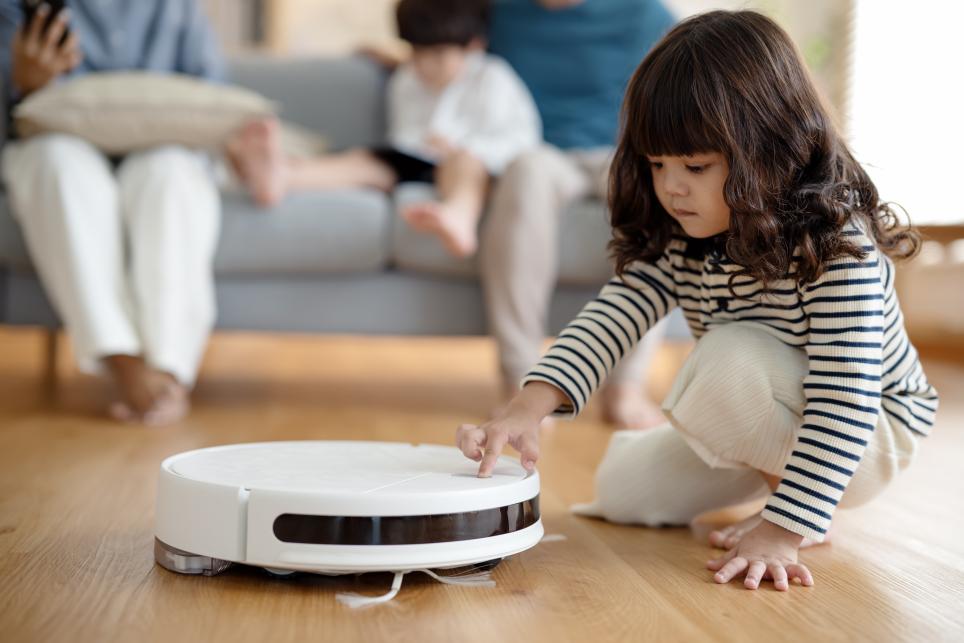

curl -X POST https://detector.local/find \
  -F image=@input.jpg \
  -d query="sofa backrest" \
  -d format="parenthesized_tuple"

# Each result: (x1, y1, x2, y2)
(228, 55, 389, 151)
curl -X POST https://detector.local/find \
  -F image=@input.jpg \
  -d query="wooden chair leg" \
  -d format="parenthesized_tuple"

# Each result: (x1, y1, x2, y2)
(42, 328, 59, 391)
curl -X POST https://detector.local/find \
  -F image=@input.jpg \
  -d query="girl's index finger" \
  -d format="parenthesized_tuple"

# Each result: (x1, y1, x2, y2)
(477, 433, 508, 478)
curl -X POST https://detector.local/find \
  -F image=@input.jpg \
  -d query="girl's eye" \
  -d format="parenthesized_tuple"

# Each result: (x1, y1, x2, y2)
(649, 161, 663, 169)
(686, 164, 706, 174)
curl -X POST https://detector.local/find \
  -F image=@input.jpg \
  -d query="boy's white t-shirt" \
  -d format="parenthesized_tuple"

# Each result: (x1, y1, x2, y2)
(387, 51, 542, 175)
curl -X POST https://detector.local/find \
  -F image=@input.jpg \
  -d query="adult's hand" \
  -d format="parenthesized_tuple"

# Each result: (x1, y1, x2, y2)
(11, 4, 82, 97)
(356, 44, 409, 71)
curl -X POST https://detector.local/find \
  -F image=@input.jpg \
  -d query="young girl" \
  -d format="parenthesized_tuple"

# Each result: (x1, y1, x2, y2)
(455, 10, 938, 591)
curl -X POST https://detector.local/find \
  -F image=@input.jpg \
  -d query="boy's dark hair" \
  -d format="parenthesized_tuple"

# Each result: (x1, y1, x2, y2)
(396, 0, 489, 47)
(608, 10, 919, 289)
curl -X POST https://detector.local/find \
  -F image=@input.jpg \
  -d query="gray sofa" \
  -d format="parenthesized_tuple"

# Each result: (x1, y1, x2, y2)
(0, 56, 684, 343)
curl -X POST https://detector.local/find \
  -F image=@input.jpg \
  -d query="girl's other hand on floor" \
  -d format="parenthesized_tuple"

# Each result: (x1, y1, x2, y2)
(706, 520, 814, 591)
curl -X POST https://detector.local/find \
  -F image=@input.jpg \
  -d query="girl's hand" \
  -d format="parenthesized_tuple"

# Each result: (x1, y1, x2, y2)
(455, 382, 566, 477)
(456, 414, 540, 478)
(706, 520, 815, 591)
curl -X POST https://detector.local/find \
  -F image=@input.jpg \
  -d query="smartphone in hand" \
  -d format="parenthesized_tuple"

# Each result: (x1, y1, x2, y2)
(20, 0, 70, 46)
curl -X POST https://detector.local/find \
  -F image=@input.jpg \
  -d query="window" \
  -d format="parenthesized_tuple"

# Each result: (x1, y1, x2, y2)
(847, 1, 964, 225)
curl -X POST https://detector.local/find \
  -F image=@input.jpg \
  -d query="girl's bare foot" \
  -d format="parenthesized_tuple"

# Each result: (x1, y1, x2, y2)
(105, 356, 190, 426)
(600, 383, 664, 429)
(400, 200, 479, 257)
(227, 118, 287, 207)
(708, 511, 828, 550)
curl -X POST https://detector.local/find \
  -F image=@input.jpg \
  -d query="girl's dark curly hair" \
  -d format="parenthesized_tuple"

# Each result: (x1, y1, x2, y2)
(609, 10, 919, 289)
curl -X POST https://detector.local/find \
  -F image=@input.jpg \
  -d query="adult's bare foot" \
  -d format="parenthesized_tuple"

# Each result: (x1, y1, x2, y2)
(105, 356, 190, 426)
(106, 355, 156, 421)
(600, 383, 664, 429)
(141, 369, 190, 426)
(708, 511, 828, 550)
(400, 200, 479, 257)
(227, 118, 287, 207)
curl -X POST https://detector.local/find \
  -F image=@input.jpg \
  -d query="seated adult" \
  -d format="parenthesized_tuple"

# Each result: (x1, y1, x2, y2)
(481, 0, 677, 427)
(0, 0, 224, 425)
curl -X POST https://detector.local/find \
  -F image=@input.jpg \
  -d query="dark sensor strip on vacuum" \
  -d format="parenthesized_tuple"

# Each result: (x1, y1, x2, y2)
(272, 496, 540, 545)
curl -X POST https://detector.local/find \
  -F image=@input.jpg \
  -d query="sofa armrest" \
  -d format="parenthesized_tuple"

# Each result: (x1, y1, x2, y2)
(228, 55, 389, 151)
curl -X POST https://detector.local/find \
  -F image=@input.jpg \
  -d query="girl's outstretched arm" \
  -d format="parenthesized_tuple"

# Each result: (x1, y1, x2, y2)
(524, 249, 680, 419)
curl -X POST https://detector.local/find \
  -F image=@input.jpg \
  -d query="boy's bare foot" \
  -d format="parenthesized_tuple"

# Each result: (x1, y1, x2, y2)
(105, 355, 190, 426)
(227, 118, 287, 207)
(600, 383, 664, 429)
(708, 511, 829, 550)
(401, 200, 479, 257)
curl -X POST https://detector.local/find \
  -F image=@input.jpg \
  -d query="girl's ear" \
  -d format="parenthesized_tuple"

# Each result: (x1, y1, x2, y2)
(468, 37, 487, 52)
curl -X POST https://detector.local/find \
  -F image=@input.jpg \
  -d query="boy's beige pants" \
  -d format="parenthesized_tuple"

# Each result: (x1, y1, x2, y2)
(573, 322, 917, 525)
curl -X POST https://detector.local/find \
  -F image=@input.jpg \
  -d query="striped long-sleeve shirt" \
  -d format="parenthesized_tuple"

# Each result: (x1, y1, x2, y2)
(523, 227, 938, 541)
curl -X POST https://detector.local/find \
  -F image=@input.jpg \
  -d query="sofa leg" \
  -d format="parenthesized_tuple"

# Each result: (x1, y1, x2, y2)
(42, 328, 59, 391)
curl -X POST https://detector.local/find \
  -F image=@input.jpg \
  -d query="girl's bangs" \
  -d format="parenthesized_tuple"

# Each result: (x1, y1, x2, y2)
(628, 52, 725, 158)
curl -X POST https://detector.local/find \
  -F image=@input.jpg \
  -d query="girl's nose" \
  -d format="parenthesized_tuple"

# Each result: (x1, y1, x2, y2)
(663, 171, 688, 197)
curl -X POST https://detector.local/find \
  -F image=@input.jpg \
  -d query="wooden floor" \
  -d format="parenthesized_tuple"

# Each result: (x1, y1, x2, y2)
(0, 327, 962, 643)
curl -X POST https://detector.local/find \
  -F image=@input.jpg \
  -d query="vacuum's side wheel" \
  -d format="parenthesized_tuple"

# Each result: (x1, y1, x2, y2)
(475, 558, 503, 571)
(154, 538, 232, 576)
(263, 567, 299, 578)
(432, 557, 503, 577)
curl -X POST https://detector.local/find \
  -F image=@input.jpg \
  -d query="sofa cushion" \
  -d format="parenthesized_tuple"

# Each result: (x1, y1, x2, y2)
(391, 183, 616, 287)
(0, 190, 393, 276)
(215, 190, 392, 275)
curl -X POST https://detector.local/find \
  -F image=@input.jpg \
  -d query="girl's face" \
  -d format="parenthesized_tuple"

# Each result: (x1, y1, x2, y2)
(647, 153, 731, 238)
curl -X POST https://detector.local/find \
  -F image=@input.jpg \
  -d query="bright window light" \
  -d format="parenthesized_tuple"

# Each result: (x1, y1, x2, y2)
(848, 1, 964, 226)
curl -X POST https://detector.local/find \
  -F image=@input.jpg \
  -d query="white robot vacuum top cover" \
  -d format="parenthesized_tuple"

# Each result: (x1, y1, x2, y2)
(155, 441, 543, 574)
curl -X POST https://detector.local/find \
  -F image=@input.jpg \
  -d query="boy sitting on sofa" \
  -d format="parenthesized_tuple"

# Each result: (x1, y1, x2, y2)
(229, 0, 541, 258)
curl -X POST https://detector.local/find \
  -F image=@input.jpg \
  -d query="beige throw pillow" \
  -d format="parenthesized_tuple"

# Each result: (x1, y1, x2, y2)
(13, 71, 279, 154)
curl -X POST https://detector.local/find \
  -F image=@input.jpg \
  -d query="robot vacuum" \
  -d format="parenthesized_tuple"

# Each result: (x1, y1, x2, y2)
(154, 441, 543, 577)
